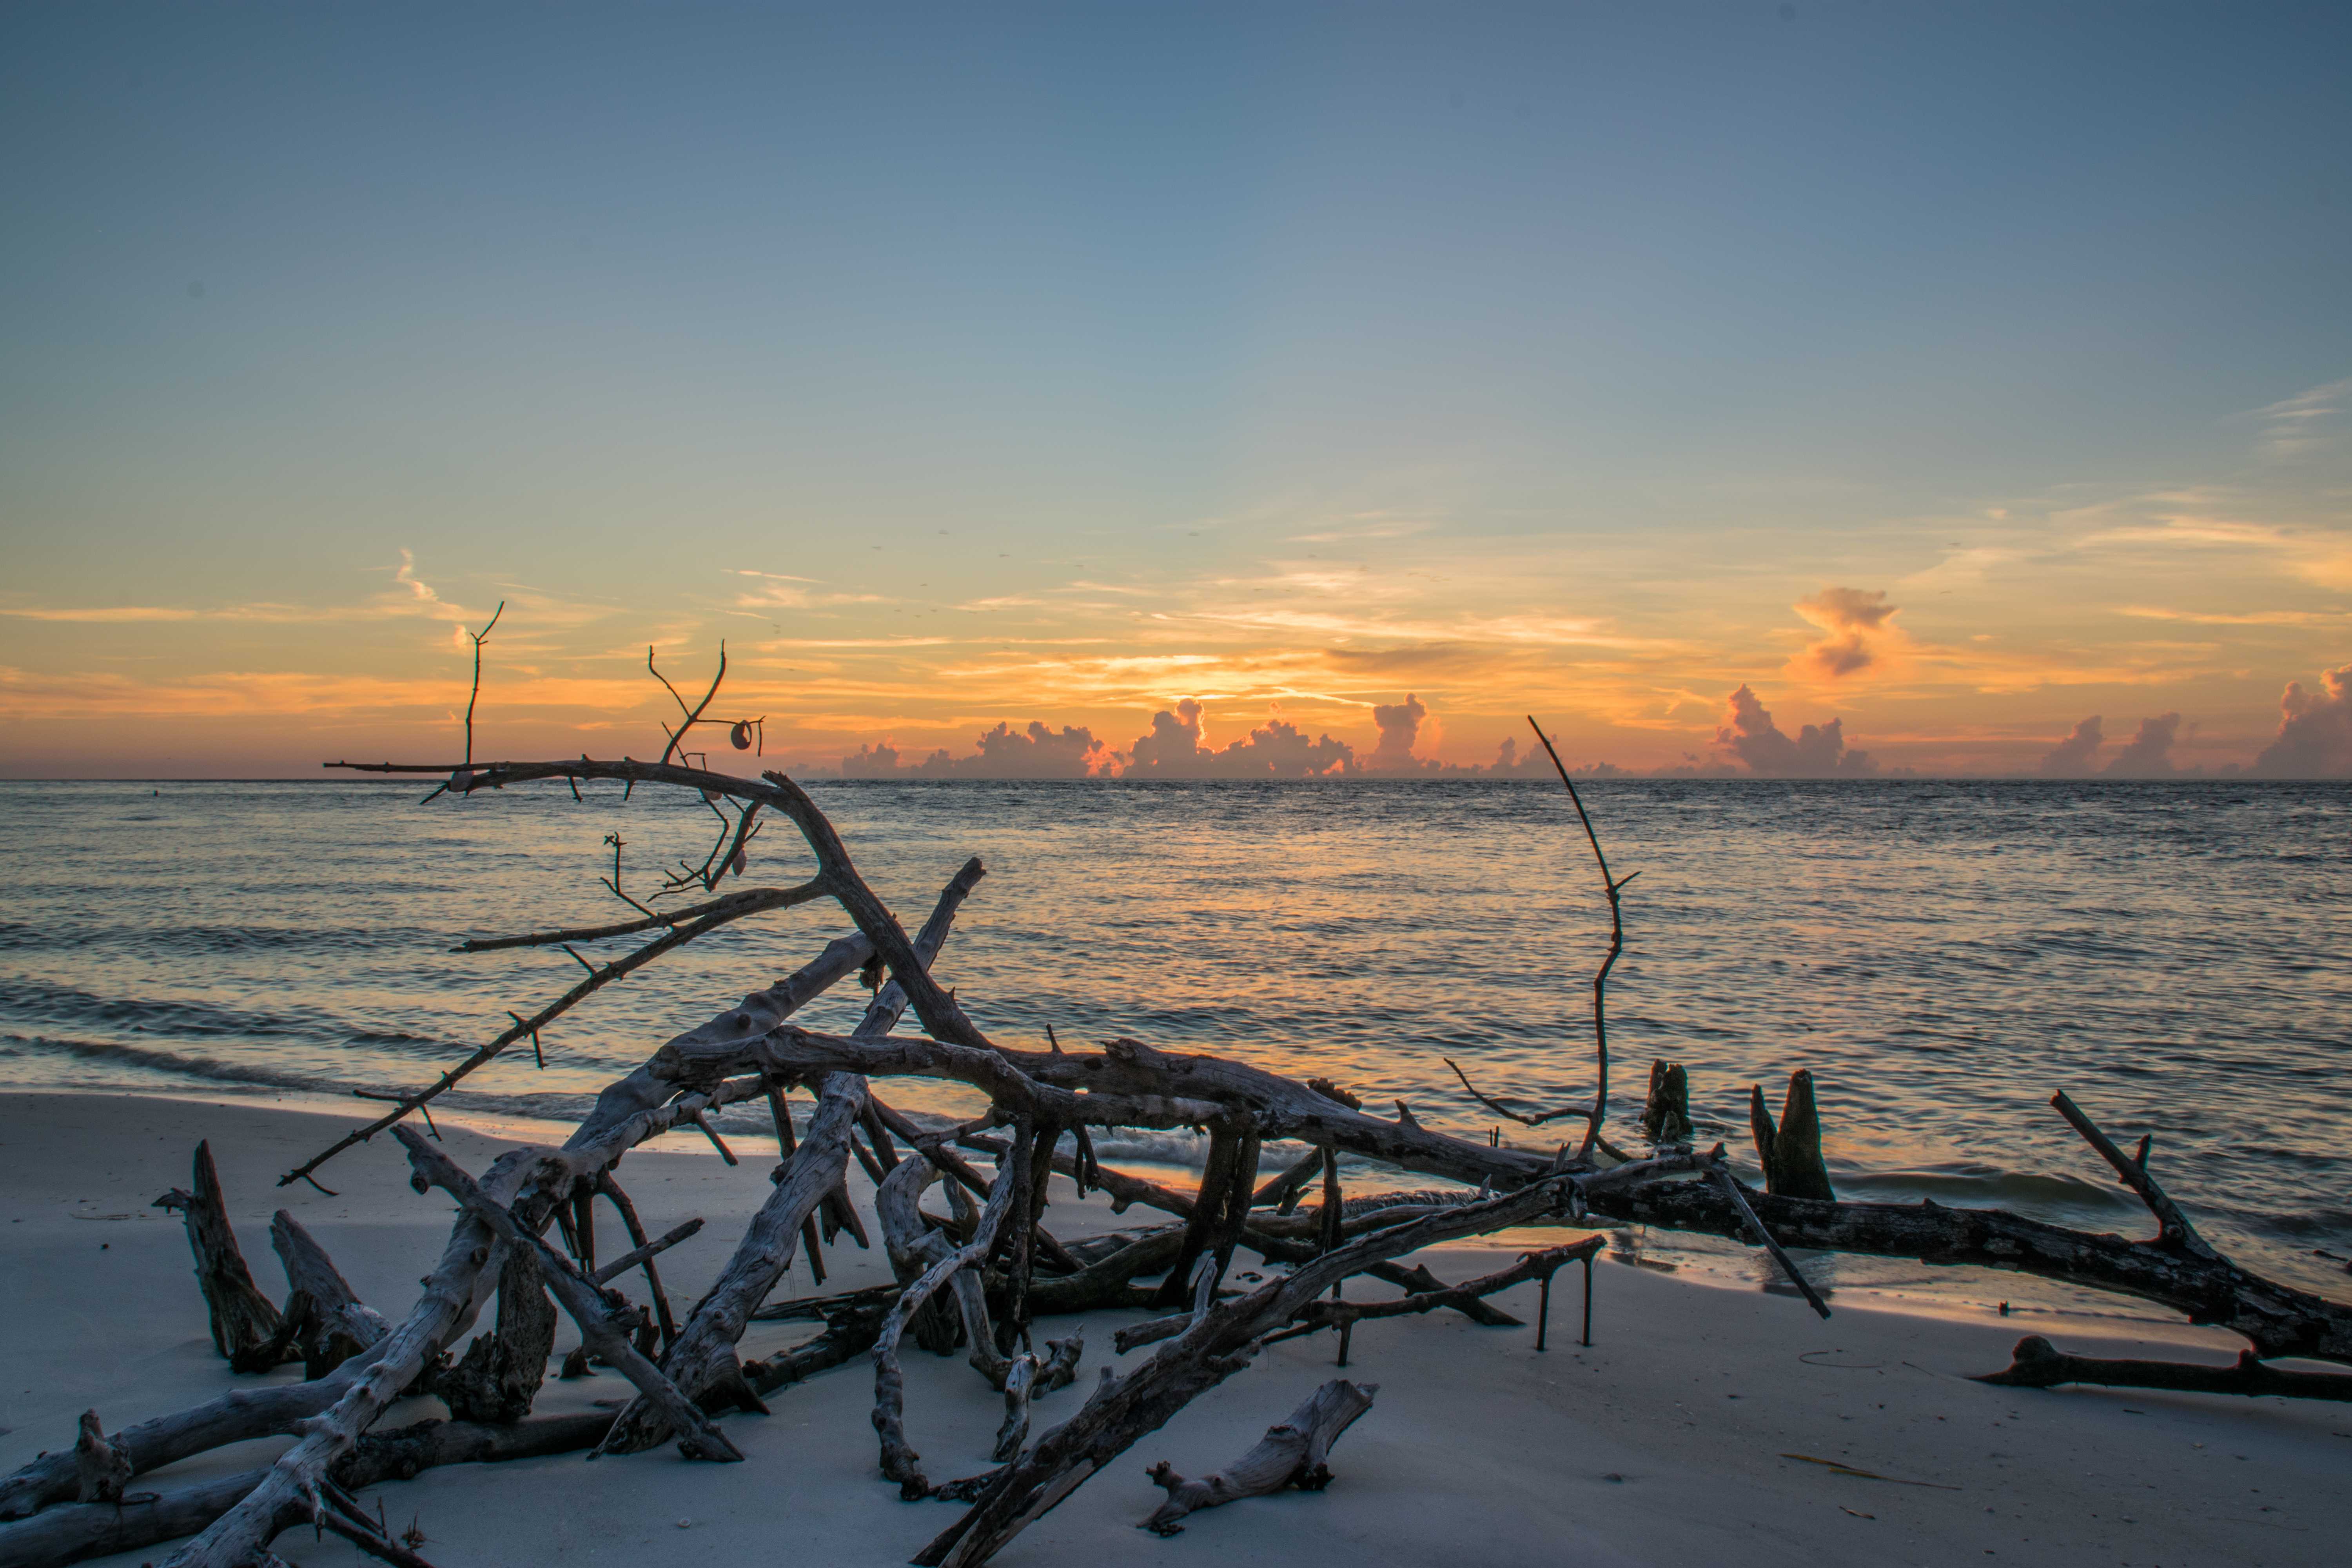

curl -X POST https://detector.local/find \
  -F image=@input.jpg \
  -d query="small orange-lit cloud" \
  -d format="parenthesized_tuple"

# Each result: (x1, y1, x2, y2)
(1788, 587, 1903, 681)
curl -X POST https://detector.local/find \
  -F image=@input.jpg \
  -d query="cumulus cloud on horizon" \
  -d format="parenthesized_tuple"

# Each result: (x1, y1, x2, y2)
(1125, 699, 1358, 778)
(2039, 715, 2105, 776)
(842, 720, 1112, 779)
(1366, 692, 1432, 773)
(2103, 712, 2186, 777)
(1714, 684, 1875, 777)
(2252, 663, 2352, 777)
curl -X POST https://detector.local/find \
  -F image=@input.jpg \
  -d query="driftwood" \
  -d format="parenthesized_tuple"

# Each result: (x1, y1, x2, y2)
(873, 1134, 1026, 1498)
(152, 1142, 283, 1370)
(1140, 1379, 1377, 1535)
(7, 662, 2345, 1567)
(1641, 1058, 1691, 1143)
(1973, 1336, 2352, 1401)
(596, 855, 988, 1455)
(423, 1223, 555, 1424)
(915, 1158, 1698, 1568)
(1749, 1069, 1835, 1201)
(1263, 1238, 1602, 1350)
(269, 1213, 393, 1379)
(392, 1127, 742, 1465)
(0, 1413, 614, 1568)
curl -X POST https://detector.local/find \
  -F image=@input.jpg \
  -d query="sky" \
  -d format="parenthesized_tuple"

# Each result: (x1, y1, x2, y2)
(3, 2, 2349, 779)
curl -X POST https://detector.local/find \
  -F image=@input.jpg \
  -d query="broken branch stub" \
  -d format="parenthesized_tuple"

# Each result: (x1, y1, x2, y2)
(154, 1142, 285, 1370)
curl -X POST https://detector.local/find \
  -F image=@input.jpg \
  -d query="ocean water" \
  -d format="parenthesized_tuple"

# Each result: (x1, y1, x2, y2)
(2, 777, 2347, 1310)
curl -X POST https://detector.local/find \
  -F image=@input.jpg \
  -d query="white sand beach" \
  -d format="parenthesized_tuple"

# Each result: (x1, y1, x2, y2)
(2, 1091, 2343, 1568)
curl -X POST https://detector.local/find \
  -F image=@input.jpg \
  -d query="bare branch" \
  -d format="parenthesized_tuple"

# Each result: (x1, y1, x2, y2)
(1528, 715, 1635, 1158)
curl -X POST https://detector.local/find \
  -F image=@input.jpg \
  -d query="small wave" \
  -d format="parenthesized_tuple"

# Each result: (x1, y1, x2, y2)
(1834, 1165, 2136, 1220)
(7, 1032, 365, 1096)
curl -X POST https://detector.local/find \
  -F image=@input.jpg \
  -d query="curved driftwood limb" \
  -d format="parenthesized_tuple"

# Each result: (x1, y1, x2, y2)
(985, 1331, 1083, 1465)
(598, 859, 988, 1455)
(917, 1156, 1701, 1567)
(1250, 1145, 1325, 1212)
(392, 1129, 740, 1464)
(874, 1136, 1027, 1497)
(877, 1153, 972, 1359)
(1024, 1230, 1180, 1317)
(1972, 1335, 2352, 1401)
(154, 1142, 284, 1369)
(1139, 1379, 1378, 1536)
(326, 757, 996, 1052)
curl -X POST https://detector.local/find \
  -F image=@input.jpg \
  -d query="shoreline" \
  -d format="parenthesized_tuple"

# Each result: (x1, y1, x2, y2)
(4, 1090, 2345, 1566)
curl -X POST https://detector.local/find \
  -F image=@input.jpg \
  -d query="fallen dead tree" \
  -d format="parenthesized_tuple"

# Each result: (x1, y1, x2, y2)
(5, 669, 2348, 1567)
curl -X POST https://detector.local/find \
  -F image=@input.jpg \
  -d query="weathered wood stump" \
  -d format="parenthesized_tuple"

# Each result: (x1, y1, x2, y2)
(1749, 1069, 1835, 1201)
(1641, 1058, 1692, 1143)
(152, 1141, 284, 1370)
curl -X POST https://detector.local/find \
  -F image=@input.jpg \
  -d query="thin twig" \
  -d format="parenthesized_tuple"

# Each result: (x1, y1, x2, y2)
(1528, 715, 1639, 1158)
(463, 603, 503, 771)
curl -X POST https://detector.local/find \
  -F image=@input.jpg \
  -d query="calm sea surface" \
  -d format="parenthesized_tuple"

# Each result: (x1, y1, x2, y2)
(3, 778, 2347, 1308)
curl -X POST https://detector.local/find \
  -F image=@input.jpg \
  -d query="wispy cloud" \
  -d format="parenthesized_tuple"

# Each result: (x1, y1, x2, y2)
(2115, 605, 2352, 627)
(2252, 377, 2352, 460)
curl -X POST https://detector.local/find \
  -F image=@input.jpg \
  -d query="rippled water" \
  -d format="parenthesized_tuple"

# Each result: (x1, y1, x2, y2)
(2, 778, 2347, 1303)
